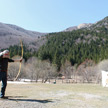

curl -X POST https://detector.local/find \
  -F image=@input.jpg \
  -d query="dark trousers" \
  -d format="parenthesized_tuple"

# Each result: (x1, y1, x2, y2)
(0, 72, 7, 97)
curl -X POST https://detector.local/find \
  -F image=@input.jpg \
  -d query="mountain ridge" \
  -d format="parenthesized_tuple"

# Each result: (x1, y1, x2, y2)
(0, 16, 108, 50)
(0, 22, 47, 49)
(64, 23, 92, 32)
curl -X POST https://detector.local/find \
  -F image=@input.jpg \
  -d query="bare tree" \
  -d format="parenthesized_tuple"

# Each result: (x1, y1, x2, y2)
(60, 60, 76, 83)
(26, 57, 57, 83)
(76, 59, 96, 83)
(26, 57, 41, 81)
(8, 62, 19, 80)
(95, 59, 108, 83)
(38, 60, 57, 83)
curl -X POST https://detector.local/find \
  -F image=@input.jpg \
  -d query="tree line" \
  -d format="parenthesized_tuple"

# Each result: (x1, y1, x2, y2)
(2, 26, 108, 72)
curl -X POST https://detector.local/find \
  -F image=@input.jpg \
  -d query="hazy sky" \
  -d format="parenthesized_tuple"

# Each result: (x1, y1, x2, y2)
(0, 0, 108, 33)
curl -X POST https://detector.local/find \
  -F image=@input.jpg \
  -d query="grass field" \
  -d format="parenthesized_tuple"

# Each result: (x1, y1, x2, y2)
(0, 82, 108, 108)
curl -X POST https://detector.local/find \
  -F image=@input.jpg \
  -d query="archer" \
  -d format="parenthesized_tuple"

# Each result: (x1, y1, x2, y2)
(0, 50, 22, 99)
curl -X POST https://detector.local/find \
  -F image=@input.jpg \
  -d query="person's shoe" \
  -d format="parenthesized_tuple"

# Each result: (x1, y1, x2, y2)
(0, 96, 8, 99)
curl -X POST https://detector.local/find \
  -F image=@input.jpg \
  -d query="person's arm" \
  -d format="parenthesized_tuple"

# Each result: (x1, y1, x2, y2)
(13, 57, 23, 62)
(8, 57, 23, 62)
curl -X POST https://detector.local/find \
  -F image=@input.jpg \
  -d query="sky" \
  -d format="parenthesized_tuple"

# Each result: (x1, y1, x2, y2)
(0, 0, 108, 33)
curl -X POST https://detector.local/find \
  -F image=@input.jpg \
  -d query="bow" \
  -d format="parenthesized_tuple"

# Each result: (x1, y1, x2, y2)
(14, 40, 23, 81)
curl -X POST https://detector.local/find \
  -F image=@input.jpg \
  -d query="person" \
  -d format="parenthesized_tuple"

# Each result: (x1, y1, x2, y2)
(0, 50, 22, 98)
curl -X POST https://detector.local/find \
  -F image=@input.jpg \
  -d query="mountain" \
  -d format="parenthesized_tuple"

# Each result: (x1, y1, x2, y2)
(64, 23, 92, 32)
(87, 16, 108, 31)
(0, 16, 108, 52)
(37, 16, 108, 70)
(64, 16, 108, 32)
(0, 22, 47, 49)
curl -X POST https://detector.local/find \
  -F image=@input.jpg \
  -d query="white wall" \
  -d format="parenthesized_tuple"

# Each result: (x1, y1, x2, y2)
(101, 70, 108, 87)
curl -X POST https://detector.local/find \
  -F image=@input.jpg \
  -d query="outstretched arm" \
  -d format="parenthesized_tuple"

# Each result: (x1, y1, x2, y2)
(13, 57, 23, 62)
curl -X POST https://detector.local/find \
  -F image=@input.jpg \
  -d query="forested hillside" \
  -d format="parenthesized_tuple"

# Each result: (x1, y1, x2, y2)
(2, 17, 108, 71)
(37, 16, 108, 70)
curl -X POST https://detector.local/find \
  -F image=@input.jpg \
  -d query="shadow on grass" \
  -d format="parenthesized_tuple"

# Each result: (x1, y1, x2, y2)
(7, 96, 53, 103)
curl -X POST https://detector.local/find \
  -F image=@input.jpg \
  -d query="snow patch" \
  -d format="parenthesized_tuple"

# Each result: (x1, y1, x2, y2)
(7, 81, 28, 84)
